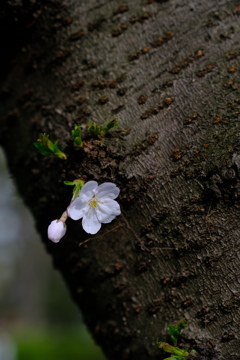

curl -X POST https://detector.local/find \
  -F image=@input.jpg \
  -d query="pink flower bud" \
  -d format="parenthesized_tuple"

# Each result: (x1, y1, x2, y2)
(47, 219, 66, 243)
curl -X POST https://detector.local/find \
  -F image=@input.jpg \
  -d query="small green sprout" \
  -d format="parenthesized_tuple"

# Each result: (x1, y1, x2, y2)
(64, 179, 85, 200)
(87, 122, 101, 136)
(101, 118, 118, 136)
(156, 342, 196, 360)
(168, 318, 188, 346)
(34, 133, 67, 159)
(87, 119, 118, 137)
(71, 124, 83, 147)
(156, 319, 196, 360)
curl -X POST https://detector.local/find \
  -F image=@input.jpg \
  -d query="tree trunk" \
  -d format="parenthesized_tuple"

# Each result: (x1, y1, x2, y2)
(1, 0, 240, 359)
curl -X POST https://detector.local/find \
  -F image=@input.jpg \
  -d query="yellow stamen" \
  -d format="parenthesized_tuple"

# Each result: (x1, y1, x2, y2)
(88, 197, 100, 209)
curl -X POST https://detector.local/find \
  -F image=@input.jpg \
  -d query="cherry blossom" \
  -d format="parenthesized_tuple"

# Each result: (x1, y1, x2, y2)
(68, 181, 121, 234)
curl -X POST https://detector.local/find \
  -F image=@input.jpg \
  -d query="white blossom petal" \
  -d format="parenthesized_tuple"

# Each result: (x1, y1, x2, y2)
(102, 198, 121, 215)
(68, 197, 87, 220)
(95, 183, 120, 200)
(96, 199, 121, 223)
(82, 208, 101, 234)
(96, 211, 117, 224)
(79, 181, 98, 202)
(101, 214, 117, 224)
(95, 203, 113, 223)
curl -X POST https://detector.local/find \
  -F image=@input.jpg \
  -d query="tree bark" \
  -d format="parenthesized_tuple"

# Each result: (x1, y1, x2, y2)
(1, 0, 240, 359)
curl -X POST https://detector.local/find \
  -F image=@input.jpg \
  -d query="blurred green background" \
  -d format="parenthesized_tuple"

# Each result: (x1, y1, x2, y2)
(0, 148, 106, 360)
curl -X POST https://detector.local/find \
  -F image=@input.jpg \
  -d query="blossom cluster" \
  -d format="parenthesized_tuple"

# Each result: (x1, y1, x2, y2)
(47, 181, 121, 243)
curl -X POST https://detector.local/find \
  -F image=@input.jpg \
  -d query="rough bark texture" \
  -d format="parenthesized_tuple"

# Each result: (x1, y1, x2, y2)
(1, 0, 240, 359)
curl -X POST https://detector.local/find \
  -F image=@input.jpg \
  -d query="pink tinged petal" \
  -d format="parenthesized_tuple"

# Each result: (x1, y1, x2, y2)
(48, 220, 66, 243)
(82, 209, 101, 234)
(68, 197, 87, 220)
(79, 181, 98, 202)
(96, 199, 121, 223)
(95, 182, 120, 200)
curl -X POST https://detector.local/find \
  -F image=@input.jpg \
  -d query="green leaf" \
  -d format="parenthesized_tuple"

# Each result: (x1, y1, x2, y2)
(34, 133, 67, 159)
(168, 325, 180, 346)
(176, 319, 188, 333)
(157, 342, 188, 357)
(101, 118, 118, 136)
(34, 142, 53, 156)
(168, 319, 188, 346)
(71, 124, 83, 147)
(64, 179, 85, 200)
(157, 320, 196, 360)
(63, 181, 75, 186)
(87, 122, 101, 136)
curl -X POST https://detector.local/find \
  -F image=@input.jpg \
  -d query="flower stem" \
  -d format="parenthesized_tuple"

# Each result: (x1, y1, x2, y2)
(59, 210, 68, 223)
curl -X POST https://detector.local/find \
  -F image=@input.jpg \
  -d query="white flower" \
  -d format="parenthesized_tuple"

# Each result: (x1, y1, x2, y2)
(48, 219, 67, 243)
(68, 181, 121, 234)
